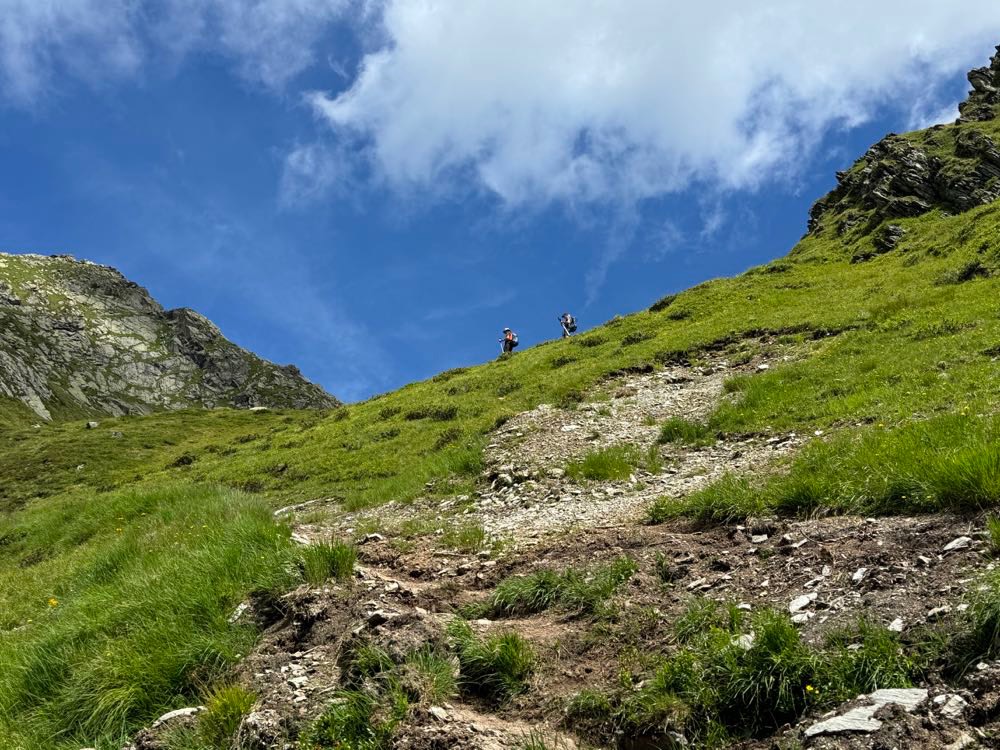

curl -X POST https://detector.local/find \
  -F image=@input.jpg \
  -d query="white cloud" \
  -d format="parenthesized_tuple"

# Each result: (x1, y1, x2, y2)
(311, 1, 1000, 207)
(0, 0, 143, 105)
(0, 0, 352, 104)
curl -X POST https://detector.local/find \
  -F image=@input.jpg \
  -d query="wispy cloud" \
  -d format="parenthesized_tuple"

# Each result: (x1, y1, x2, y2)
(0, 0, 354, 105)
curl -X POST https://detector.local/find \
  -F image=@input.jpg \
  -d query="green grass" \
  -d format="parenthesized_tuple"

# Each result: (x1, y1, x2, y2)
(658, 417, 717, 448)
(479, 557, 638, 618)
(300, 540, 357, 584)
(566, 604, 918, 746)
(988, 516, 1000, 555)
(447, 621, 536, 704)
(566, 444, 651, 481)
(655, 413, 1000, 523)
(198, 684, 257, 748)
(299, 642, 456, 749)
(0, 483, 299, 750)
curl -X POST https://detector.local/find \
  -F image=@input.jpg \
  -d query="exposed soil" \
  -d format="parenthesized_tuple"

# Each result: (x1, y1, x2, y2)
(129, 356, 1000, 749)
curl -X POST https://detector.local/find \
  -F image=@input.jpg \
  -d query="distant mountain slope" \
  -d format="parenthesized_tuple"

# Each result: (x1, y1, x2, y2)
(0, 253, 338, 420)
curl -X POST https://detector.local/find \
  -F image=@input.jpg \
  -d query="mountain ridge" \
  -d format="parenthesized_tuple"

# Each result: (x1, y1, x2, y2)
(0, 251, 338, 421)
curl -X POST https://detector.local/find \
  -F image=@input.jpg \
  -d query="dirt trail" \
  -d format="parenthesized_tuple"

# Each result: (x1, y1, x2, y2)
(475, 360, 803, 541)
(130, 352, 1000, 749)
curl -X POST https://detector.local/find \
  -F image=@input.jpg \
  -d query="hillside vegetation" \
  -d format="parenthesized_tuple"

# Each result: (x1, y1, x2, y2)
(4, 48, 1000, 750)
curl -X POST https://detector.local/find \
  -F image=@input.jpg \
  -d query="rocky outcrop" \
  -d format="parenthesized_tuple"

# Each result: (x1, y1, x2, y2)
(808, 46, 1000, 237)
(807, 132, 1000, 236)
(959, 44, 1000, 122)
(0, 253, 339, 420)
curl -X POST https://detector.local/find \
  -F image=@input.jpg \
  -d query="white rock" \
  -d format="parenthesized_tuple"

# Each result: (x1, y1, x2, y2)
(791, 612, 814, 625)
(751, 534, 769, 544)
(888, 618, 904, 633)
(151, 706, 205, 728)
(789, 592, 818, 613)
(935, 693, 968, 720)
(732, 633, 756, 650)
(560, 424, 580, 432)
(943, 536, 973, 552)
(852, 567, 868, 584)
(804, 689, 927, 738)
(429, 705, 449, 721)
(928, 605, 952, 621)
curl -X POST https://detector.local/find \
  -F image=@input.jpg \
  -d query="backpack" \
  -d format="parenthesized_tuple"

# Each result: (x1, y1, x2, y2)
(566, 315, 577, 332)
(510, 332, 519, 347)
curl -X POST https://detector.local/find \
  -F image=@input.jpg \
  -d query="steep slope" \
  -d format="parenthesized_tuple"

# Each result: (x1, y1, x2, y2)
(0, 253, 338, 420)
(4, 44, 1000, 750)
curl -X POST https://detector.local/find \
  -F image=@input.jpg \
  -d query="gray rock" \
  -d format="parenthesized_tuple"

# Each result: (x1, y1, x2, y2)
(934, 693, 969, 720)
(943, 536, 973, 552)
(928, 605, 953, 621)
(0, 253, 339, 420)
(808, 45, 1000, 239)
(789, 592, 817, 613)
(804, 688, 928, 737)
(85, 421, 99, 429)
(150, 705, 205, 728)
(429, 705, 449, 721)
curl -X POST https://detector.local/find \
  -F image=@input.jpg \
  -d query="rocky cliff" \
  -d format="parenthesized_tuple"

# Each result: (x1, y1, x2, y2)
(807, 46, 1000, 242)
(0, 253, 338, 420)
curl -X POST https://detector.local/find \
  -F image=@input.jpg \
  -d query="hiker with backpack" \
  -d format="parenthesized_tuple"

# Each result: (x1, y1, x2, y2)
(559, 312, 577, 338)
(500, 327, 519, 354)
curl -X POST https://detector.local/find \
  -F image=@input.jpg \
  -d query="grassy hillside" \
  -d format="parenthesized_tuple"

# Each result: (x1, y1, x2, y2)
(5, 108, 1000, 748)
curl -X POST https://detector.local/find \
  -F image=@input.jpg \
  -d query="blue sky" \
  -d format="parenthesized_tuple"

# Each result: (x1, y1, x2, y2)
(1, 2, 998, 401)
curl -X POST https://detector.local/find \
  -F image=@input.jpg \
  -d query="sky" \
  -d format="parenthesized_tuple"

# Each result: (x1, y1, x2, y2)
(1, 2, 998, 401)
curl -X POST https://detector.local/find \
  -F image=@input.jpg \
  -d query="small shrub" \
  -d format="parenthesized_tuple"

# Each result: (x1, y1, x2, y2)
(551, 356, 576, 369)
(649, 294, 677, 313)
(300, 540, 357, 584)
(377, 406, 401, 420)
(404, 405, 459, 421)
(566, 445, 643, 481)
(433, 427, 461, 450)
(621, 330, 654, 347)
(658, 417, 716, 447)
(432, 367, 468, 383)
(576, 335, 605, 348)
(448, 621, 536, 704)
(199, 684, 256, 748)
(666, 308, 693, 321)
(936, 259, 990, 285)
(496, 380, 522, 397)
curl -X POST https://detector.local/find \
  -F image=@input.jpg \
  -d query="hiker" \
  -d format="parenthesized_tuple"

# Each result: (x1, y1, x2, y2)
(559, 312, 577, 338)
(500, 327, 519, 354)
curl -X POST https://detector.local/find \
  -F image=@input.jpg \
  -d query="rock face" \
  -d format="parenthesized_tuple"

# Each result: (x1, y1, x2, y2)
(807, 46, 1000, 237)
(0, 253, 339, 419)
(959, 44, 1000, 122)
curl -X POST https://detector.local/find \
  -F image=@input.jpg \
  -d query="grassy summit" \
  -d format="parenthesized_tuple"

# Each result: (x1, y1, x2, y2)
(4, 50, 1000, 750)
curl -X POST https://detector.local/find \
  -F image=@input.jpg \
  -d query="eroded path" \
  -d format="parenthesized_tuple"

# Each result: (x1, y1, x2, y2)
(475, 360, 802, 541)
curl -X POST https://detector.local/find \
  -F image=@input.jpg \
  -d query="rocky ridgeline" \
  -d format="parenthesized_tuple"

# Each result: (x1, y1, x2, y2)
(807, 46, 1000, 239)
(0, 253, 338, 419)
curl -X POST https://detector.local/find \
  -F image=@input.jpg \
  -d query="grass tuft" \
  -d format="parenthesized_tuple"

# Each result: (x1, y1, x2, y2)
(447, 621, 535, 704)
(486, 557, 638, 618)
(658, 417, 716, 448)
(198, 684, 256, 748)
(299, 540, 357, 584)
